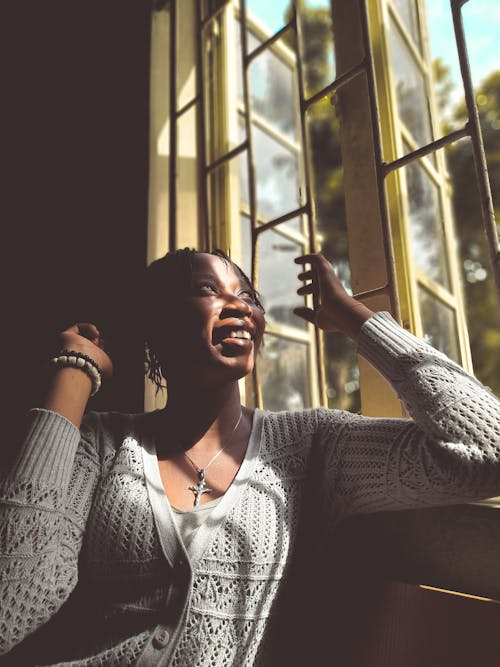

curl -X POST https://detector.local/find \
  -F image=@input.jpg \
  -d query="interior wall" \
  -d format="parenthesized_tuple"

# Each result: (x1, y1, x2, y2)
(3, 0, 152, 457)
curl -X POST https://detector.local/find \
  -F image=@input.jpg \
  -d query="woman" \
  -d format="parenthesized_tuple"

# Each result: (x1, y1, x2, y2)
(1, 248, 499, 666)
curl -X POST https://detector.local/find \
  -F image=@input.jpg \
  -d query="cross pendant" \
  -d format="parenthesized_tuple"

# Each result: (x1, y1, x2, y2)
(188, 469, 213, 507)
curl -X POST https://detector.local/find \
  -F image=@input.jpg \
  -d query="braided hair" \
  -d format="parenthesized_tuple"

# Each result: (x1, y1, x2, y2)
(142, 248, 263, 392)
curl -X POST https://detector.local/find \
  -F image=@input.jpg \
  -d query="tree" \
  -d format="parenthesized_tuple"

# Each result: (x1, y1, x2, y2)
(439, 67, 500, 395)
(284, 3, 361, 411)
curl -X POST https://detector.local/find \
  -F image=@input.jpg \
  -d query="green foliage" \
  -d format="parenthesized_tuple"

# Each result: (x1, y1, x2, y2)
(443, 68, 500, 395)
(284, 3, 360, 411)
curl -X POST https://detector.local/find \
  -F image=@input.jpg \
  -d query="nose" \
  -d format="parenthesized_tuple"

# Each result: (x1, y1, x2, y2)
(221, 294, 253, 318)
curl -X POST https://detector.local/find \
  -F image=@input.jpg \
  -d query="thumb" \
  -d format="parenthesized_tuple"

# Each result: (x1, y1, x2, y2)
(293, 307, 316, 324)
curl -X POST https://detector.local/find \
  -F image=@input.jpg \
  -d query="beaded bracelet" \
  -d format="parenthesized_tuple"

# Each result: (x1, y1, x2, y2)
(50, 350, 102, 396)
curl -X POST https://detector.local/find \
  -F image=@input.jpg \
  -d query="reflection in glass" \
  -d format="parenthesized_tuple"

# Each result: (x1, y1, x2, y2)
(298, 1, 336, 98)
(392, 0, 422, 50)
(404, 156, 450, 288)
(418, 288, 460, 362)
(249, 45, 297, 140)
(389, 20, 434, 150)
(303, 67, 359, 412)
(306, 102, 351, 292)
(259, 334, 310, 411)
(253, 124, 300, 221)
(258, 229, 306, 328)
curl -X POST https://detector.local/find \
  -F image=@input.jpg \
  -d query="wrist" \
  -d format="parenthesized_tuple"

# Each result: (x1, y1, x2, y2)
(342, 299, 374, 340)
(51, 350, 102, 396)
(42, 367, 93, 428)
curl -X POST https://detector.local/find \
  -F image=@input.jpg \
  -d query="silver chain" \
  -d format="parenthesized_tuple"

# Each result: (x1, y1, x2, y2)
(183, 410, 243, 472)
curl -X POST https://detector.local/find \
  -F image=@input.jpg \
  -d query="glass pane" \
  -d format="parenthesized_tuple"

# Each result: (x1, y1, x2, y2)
(177, 106, 199, 229)
(239, 214, 252, 280)
(207, 158, 240, 243)
(418, 288, 460, 362)
(306, 97, 360, 412)
(298, 0, 336, 99)
(425, 2, 466, 132)
(238, 116, 250, 207)
(450, 141, 500, 397)
(306, 101, 352, 292)
(246, 0, 291, 35)
(323, 332, 360, 412)
(260, 216, 302, 235)
(259, 335, 311, 411)
(249, 42, 297, 141)
(202, 0, 226, 21)
(388, 19, 434, 151)
(391, 0, 422, 51)
(257, 229, 306, 329)
(253, 124, 301, 221)
(235, 19, 245, 105)
(204, 14, 226, 162)
(404, 154, 451, 289)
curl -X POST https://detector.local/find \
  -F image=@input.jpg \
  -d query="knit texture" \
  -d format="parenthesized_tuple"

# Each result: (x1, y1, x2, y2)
(1, 313, 499, 665)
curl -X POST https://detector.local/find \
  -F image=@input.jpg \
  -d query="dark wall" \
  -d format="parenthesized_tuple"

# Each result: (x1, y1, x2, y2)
(4, 1, 152, 441)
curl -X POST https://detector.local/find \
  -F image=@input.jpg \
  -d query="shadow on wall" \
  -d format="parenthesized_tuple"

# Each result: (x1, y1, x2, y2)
(3, 0, 152, 461)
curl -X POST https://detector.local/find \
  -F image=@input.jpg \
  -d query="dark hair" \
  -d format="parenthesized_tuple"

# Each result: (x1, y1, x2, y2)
(142, 247, 263, 392)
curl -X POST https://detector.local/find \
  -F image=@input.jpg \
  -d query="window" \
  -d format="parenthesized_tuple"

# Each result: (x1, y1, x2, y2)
(378, 0, 471, 366)
(147, 0, 496, 415)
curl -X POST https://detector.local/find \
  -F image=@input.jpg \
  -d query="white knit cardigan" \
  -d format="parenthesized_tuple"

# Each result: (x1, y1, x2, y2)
(1, 313, 500, 666)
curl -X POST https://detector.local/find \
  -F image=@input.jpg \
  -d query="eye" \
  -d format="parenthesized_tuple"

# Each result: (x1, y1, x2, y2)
(238, 288, 256, 302)
(195, 282, 218, 295)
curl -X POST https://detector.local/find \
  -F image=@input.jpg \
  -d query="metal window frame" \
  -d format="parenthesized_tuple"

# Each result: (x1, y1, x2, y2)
(154, 0, 498, 410)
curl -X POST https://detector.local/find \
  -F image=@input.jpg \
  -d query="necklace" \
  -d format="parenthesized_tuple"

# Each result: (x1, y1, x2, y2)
(183, 410, 243, 507)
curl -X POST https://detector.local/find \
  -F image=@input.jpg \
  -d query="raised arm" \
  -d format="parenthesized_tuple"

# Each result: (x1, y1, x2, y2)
(0, 323, 111, 655)
(43, 322, 113, 428)
(294, 254, 500, 519)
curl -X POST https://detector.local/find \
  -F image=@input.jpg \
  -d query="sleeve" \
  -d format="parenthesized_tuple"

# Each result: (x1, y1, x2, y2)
(317, 312, 500, 521)
(0, 408, 101, 655)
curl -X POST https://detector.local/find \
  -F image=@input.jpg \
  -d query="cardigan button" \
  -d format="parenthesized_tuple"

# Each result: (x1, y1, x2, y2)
(153, 628, 170, 649)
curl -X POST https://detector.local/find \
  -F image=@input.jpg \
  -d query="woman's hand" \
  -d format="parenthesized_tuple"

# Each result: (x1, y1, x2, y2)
(293, 253, 374, 341)
(57, 322, 113, 379)
(43, 323, 113, 427)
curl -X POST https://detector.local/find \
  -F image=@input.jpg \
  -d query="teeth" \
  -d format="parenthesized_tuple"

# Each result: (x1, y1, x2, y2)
(226, 330, 251, 340)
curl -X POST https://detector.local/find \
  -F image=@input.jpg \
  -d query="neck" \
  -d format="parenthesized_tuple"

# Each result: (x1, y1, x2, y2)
(157, 380, 244, 452)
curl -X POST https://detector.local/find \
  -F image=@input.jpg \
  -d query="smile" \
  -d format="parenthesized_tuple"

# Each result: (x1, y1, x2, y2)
(213, 324, 255, 345)
(225, 330, 252, 340)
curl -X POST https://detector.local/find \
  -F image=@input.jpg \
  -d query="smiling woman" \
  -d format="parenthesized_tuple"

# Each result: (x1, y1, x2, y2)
(1, 248, 500, 666)
(142, 249, 265, 395)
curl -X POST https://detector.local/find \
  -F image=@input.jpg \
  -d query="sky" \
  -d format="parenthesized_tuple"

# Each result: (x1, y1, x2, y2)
(246, 0, 499, 91)
(426, 0, 500, 87)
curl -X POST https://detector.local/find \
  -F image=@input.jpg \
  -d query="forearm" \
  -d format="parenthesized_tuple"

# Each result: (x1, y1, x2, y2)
(320, 313, 500, 520)
(358, 313, 500, 504)
(0, 409, 99, 654)
(42, 367, 93, 429)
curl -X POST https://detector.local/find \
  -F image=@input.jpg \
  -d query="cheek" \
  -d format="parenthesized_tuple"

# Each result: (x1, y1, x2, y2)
(253, 309, 266, 350)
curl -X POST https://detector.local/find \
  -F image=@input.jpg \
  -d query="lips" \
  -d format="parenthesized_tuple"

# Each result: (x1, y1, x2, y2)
(212, 324, 254, 346)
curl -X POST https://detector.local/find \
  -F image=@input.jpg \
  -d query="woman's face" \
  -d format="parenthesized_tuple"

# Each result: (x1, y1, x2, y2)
(160, 253, 265, 385)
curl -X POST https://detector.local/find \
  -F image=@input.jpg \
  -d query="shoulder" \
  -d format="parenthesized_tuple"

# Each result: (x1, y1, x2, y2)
(79, 409, 153, 462)
(260, 407, 358, 447)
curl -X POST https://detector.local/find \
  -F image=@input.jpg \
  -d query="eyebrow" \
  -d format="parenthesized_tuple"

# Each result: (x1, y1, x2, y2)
(192, 271, 252, 289)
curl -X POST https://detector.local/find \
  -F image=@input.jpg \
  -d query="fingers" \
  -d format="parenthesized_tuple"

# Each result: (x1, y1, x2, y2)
(294, 253, 328, 267)
(63, 322, 102, 346)
(293, 307, 316, 324)
(296, 258, 319, 304)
